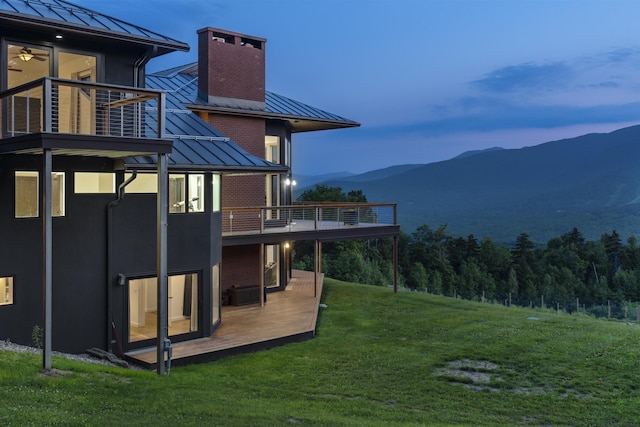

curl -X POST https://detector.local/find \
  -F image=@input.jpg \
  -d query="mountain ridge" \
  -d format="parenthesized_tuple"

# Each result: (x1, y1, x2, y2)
(299, 124, 640, 243)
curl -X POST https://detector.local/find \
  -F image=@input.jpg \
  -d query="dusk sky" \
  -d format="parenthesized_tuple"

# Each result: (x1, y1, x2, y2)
(83, 0, 640, 175)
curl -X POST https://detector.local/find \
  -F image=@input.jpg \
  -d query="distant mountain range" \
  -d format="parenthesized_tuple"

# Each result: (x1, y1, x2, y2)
(296, 125, 640, 244)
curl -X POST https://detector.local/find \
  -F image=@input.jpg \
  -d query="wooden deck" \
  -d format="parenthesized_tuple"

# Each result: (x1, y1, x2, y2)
(126, 270, 323, 368)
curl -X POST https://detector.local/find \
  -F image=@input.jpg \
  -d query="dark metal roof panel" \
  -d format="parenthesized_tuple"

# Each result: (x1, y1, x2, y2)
(147, 66, 359, 126)
(0, 0, 188, 53)
(125, 75, 285, 172)
(265, 91, 357, 125)
(124, 137, 286, 172)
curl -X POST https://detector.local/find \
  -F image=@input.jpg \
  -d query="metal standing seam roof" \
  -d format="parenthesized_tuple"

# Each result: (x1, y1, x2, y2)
(123, 74, 287, 173)
(0, 0, 189, 54)
(148, 63, 360, 127)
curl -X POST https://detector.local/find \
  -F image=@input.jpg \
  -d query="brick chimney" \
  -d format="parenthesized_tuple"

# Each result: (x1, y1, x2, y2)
(197, 27, 266, 109)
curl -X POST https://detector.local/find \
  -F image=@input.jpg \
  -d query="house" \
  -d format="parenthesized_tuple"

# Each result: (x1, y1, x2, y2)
(0, 0, 399, 371)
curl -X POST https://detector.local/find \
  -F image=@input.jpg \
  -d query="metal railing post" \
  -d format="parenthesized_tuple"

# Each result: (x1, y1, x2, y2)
(43, 79, 52, 133)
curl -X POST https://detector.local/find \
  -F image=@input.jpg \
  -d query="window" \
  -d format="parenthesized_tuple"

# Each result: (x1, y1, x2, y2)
(129, 272, 199, 343)
(212, 264, 220, 324)
(212, 174, 221, 212)
(15, 171, 38, 218)
(74, 172, 115, 193)
(58, 52, 97, 135)
(125, 172, 158, 193)
(169, 174, 186, 213)
(0, 277, 14, 306)
(188, 174, 205, 212)
(15, 172, 65, 217)
(7, 44, 51, 91)
(52, 172, 65, 216)
(265, 135, 280, 164)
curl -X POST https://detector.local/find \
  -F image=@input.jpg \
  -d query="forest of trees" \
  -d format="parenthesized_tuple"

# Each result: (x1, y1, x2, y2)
(293, 185, 640, 317)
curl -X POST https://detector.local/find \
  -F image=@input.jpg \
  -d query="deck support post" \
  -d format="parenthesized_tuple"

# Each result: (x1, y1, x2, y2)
(156, 153, 169, 375)
(260, 243, 265, 307)
(313, 240, 319, 298)
(393, 235, 398, 293)
(42, 148, 52, 370)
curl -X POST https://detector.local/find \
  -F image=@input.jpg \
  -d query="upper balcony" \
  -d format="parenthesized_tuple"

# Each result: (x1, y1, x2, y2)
(0, 77, 171, 157)
(222, 202, 400, 245)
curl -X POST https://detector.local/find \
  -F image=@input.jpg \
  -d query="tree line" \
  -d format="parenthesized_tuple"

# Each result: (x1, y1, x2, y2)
(293, 185, 640, 310)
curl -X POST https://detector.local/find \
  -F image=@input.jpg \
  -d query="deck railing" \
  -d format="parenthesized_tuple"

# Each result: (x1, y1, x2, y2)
(222, 203, 397, 235)
(0, 77, 164, 139)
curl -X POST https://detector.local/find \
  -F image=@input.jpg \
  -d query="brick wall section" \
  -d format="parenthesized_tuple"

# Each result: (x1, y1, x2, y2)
(222, 245, 261, 293)
(204, 113, 266, 208)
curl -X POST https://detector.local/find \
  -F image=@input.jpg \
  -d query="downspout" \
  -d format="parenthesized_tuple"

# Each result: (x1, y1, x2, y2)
(134, 46, 157, 88)
(106, 170, 138, 356)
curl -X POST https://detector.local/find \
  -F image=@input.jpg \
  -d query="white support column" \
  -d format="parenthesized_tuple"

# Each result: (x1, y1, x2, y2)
(42, 149, 52, 370)
(156, 153, 169, 375)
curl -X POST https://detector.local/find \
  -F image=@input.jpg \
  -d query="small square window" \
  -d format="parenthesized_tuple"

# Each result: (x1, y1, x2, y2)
(0, 277, 14, 306)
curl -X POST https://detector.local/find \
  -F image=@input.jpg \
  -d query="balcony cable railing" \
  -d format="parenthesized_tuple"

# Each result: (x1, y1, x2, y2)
(0, 77, 164, 139)
(222, 203, 397, 235)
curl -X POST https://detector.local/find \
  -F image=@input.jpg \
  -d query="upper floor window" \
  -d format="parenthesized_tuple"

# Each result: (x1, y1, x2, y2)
(265, 136, 280, 164)
(7, 44, 50, 90)
(6, 43, 97, 89)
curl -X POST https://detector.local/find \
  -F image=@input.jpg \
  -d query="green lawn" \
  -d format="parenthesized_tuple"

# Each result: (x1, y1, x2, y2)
(1, 279, 639, 426)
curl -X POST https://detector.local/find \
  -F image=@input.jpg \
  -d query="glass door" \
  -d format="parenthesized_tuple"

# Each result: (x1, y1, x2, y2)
(128, 273, 199, 345)
(264, 244, 280, 289)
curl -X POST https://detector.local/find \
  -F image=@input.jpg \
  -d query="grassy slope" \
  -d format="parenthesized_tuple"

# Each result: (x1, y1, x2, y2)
(1, 279, 639, 426)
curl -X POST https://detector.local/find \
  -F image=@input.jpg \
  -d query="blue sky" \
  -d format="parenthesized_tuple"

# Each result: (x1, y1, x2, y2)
(83, 0, 640, 175)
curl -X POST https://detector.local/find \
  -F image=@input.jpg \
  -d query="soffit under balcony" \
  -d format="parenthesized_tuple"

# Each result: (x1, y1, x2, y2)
(0, 133, 172, 158)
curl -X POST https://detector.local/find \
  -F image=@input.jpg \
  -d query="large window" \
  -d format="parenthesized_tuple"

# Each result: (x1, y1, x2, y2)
(129, 273, 199, 343)
(15, 171, 65, 218)
(58, 52, 97, 134)
(6, 43, 98, 136)
(0, 277, 14, 306)
(7, 44, 50, 90)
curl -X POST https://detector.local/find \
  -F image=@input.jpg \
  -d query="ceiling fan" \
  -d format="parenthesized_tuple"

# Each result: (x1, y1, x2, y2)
(12, 47, 48, 62)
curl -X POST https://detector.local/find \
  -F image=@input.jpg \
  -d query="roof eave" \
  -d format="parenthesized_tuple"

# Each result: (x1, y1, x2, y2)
(122, 162, 289, 174)
(0, 12, 190, 55)
(183, 103, 361, 131)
